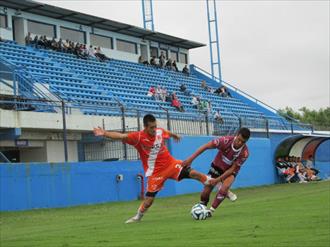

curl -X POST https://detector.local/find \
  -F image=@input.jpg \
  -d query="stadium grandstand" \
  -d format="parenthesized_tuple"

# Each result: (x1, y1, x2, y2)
(0, 0, 329, 212)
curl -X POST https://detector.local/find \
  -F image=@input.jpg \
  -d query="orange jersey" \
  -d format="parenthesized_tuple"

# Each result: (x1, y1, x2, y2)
(123, 128, 176, 177)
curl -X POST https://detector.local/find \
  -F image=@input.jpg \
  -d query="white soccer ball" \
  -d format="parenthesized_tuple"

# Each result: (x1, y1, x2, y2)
(191, 203, 208, 220)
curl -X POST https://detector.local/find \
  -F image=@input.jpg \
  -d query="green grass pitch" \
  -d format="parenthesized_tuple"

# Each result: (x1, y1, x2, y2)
(1, 181, 329, 247)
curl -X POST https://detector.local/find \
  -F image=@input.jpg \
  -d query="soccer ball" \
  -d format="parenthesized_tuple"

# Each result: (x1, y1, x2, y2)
(191, 203, 208, 220)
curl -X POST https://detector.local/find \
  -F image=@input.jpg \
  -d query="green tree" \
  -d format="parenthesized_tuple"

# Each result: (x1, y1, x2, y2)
(278, 107, 330, 129)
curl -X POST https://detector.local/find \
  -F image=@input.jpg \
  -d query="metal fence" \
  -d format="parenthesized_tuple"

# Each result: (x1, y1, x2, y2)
(0, 96, 319, 162)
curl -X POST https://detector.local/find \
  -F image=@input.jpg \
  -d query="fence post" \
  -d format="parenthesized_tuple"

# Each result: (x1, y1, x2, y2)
(61, 100, 68, 162)
(166, 110, 171, 131)
(121, 106, 127, 159)
(291, 122, 294, 134)
(137, 110, 141, 131)
(266, 119, 270, 138)
(310, 124, 314, 133)
(205, 112, 210, 136)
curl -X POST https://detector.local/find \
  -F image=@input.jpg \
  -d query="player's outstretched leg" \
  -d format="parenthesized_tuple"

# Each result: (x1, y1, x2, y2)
(125, 196, 154, 224)
(179, 166, 214, 185)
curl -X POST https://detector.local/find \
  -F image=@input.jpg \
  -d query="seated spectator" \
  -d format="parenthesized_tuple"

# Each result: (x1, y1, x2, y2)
(171, 93, 184, 112)
(172, 60, 179, 72)
(147, 86, 156, 99)
(50, 37, 58, 50)
(95, 46, 109, 62)
(57, 38, 63, 52)
(191, 95, 200, 109)
(201, 80, 208, 90)
(37, 36, 45, 48)
(42, 35, 51, 49)
(150, 56, 157, 66)
(25, 32, 32, 45)
(214, 110, 224, 124)
(214, 86, 231, 97)
(31, 35, 38, 47)
(159, 51, 166, 68)
(182, 65, 189, 76)
(88, 45, 96, 58)
(160, 87, 167, 102)
(180, 83, 190, 96)
(138, 56, 149, 65)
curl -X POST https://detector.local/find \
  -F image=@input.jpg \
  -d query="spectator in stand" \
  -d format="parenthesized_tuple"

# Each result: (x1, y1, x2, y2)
(215, 86, 231, 97)
(214, 110, 224, 124)
(206, 100, 212, 114)
(147, 86, 156, 99)
(172, 60, 179, 72)
(68, 41, 75, 53)
(50, 37, 57, 50)
(155, 86, 162, 101)
(191, 95, 200, 109)
(165, 59, 172, 69)
(57, 38, 63, 52)
(95, 46, 109, 62)
(62, 39, 69, 53)
(180, 83, 191, 96)
(159, 51, 166, 68)
(138, 56, 149, 65)
(32, 35, 38, 48)
(171, 93, 184, 112)
(25, 32, 32, 45)
(88, 45, 96, 58)
(37, 36, 45, 48)
(160, 87, 167, 102)
(42, 35, 51, 49)
(201, 80, 208, 91)
(182, 65, 189, 76)
(150, 56, 157, 66)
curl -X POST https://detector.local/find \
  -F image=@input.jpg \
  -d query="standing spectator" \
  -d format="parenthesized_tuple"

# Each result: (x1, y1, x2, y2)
(25, 32, 32, 45)
(57, 38, 64, 52)
(159, 51, 166, 68)
(182, 65, 190, 76)
(154, 86, 162, 101)
(165, 59, 172, 69)
(37, 36, 45, 48)
(172, 60, 179, 72)
(180, 83, 191, 96)
(88, 45, 96, 58)
(50, 37, 58, 50)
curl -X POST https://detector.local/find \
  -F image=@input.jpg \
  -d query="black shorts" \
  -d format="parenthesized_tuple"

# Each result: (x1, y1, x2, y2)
(208, 163, 238, 178)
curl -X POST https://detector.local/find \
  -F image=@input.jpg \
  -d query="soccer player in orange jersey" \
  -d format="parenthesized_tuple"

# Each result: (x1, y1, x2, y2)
(93, 114, 214, 223)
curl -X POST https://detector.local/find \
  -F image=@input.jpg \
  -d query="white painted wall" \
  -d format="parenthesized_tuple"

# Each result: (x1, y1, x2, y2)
(46, 140, 78, 162)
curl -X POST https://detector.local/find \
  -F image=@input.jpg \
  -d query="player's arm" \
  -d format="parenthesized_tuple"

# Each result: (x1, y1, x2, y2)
(93, 127, 128, 140)
(182, 141, 216, 167)
(166, 130, 181, 142)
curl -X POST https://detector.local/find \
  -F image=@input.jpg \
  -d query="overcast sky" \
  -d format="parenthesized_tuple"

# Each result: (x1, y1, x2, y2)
(38, 0, 329, 111)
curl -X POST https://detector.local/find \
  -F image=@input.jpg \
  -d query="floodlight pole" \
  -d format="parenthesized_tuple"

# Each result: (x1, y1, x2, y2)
(142, 0, 155, 31)
(206, 0, 222, 83)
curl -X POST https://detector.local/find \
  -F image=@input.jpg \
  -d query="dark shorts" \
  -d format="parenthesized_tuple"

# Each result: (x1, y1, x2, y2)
(208, 163, 238, 178)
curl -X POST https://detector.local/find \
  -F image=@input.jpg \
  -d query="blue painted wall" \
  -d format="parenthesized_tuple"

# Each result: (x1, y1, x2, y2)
(0, 161, 144, 211)
(315, 139, 330, 179)
(1, 135, 310, 211)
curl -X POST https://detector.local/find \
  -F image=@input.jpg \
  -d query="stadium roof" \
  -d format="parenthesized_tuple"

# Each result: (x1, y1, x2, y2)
(0, 0, 206, 49)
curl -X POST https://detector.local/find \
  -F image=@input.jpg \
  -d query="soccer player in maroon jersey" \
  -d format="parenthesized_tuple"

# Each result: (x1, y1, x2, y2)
(183, 128, 250, 216)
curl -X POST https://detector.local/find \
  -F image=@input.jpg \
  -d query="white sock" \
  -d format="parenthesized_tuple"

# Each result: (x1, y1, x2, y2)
(210, 207, 215, 213)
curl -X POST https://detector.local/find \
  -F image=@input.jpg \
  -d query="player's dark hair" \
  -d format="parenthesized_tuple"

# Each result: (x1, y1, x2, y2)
(237, 127, 250, 140)
(143, 114, 156, 127)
